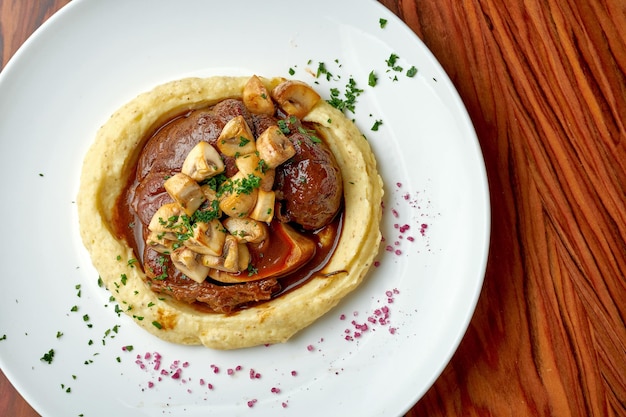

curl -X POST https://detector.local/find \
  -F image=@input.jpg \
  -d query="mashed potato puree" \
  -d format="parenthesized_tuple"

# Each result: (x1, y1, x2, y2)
(77, 76, 383, 349)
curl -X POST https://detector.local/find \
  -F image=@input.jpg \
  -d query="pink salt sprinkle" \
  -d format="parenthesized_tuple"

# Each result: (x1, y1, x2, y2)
(306, 344, 314, 351)
(291, 370, 297, 376)
(271, 387, 281, 394)
(282, 402, 289, 408)
(247, 399, 258, 408)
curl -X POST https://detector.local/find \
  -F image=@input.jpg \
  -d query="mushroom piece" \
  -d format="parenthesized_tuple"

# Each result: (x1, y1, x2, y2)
(170, 247, 210, 284)
(235, 152, 274, 190)
(200, 235, 240, 273)
(237, 243, 251, 271)
(181, 141, 225, 182)
(216, 115, 256, 157)
(145, 230, 176, 254)
(163, 172, 206, 216)
(222, 217, 269, 243)
(271, 79, 321, 119)
(183, 219, 227, 256)
(248, 189, 276, 223)
(148, 202, 187, 240)
(242, 75, 275, 115)
(256, 125, 296, 168)
(218, 171, 259, 218)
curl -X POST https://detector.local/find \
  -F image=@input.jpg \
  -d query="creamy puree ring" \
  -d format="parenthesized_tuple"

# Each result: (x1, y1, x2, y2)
(77, 76, 383, 349)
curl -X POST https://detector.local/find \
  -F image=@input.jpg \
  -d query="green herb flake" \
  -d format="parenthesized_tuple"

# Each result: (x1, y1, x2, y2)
(379, 18, 388, 28)
(56, 331, 63, 338)
(40, 349, 55, 364)
(368, 71, 378, 87)
(371, 119, 383, 131)
(406, 66, 418, 77)
(152, 321, 163, 329)
(0, 334, 6, 341)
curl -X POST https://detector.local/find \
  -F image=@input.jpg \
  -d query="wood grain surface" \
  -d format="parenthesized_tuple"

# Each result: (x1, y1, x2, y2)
(1, 0, 625, 416)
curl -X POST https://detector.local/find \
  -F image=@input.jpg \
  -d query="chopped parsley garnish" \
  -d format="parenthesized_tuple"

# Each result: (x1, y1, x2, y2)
(379, 18, 388, 28)
(40, 349, 55, 364)
(0, 334, 6, 341)
(406, 66, 418, 77)
(327, 77, 363, 114)
(386, 53, 400, 68)
(371, 119, 383, 131)
(238, 136, 251, 147)
(218, 173, 261, 197)
(277, 119, 291, 134)
(368, 71, 378, 87)
(316, 61, 334, 81)
(152, 321, 163, 329)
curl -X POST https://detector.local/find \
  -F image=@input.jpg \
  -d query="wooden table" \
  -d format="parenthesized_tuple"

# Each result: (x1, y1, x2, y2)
(1, 0, 624, 416)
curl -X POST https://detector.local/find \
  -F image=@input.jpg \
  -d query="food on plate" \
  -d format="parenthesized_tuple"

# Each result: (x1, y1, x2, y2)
(77, 75, 383, 349)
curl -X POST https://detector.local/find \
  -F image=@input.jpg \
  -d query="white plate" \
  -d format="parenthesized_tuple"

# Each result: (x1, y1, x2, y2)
(0, 0, 490, 415)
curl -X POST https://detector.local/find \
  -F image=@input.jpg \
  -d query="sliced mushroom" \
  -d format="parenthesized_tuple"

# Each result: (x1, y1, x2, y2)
(181, 141, 225, 182)
(218, 171, 259, 218)
(237, 243, 251, 270)
(170, 247, 210, 284)
(222, 217, 269, 243)
(148, 202, 186, 240)
(200, 235, 240, 273)
(256, 125, 296, 168)
(205, 243, 252, 284)
(248, 189, 276, 223)
(183, 218, 227, 256)
(235, 152, 274, 190)
(145, 230, 176, 254)
(271, 79, 321, 119)
(216, 115, 256, 157)
(163, 172, 206, 216)
(242, 75, 275, 115)
(198, 185, 223, 218)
